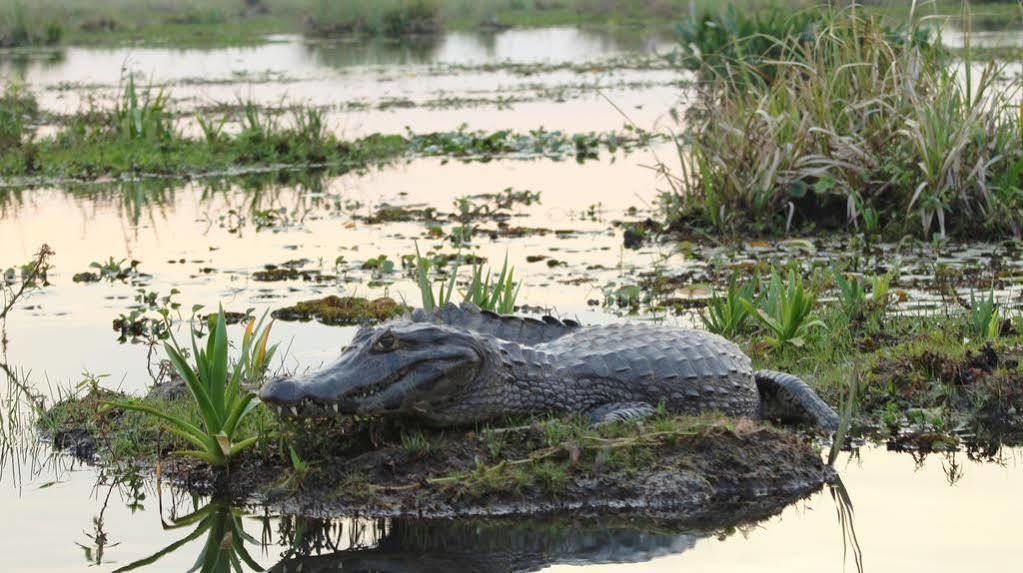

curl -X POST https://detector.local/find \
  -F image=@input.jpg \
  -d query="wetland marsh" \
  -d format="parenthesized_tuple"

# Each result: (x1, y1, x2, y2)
(3, 2, 1023, 571)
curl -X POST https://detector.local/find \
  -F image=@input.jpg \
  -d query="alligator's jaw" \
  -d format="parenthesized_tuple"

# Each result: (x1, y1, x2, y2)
(259, 347, 482, 421)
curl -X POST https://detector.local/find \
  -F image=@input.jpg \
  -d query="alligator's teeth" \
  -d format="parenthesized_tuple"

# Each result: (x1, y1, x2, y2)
(289, 406, 298, 416)
(332, 403, 339, 413)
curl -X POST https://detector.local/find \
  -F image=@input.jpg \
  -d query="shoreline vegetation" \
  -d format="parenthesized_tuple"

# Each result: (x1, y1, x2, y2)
(0, 1, 1020, 49)
(0, 77, 655, 183)
(661, 4, 1023, 240)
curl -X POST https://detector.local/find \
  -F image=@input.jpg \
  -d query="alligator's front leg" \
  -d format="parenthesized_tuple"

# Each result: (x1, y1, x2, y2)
(585, 402, 656, 425)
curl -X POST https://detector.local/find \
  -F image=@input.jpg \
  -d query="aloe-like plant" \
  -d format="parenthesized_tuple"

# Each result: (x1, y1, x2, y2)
(870, 273, 891, 308)
(414, 243, 456, 312)
(968, 291, 1001, 341)
(464, 255, 521, 314)
(108, 308, 277, 466)
(414, 244, 521, 314)
(833, 268, 894, 323)
(746, 270, 824, 351)
(833, 270, 866, 315)
(701, 273, 757, 339)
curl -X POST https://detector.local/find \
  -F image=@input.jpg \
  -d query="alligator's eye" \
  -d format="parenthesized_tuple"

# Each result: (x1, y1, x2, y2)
(373, 332, 396, 352)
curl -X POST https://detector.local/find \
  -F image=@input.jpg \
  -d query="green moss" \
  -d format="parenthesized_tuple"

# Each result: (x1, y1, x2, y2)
(272, 296, 410, 326)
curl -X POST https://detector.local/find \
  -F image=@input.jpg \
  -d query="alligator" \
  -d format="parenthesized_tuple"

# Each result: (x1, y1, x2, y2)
(260, 302, 839, 429)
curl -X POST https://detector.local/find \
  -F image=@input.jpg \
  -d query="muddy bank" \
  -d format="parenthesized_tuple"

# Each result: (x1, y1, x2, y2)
(40, 382, 831, 519)
(163, 417, 833, 519)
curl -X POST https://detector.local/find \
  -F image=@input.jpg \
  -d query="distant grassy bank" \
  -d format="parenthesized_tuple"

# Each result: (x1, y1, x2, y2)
(7, 0, 1015, 49)
(0, 0, 782, 48)
(0, 77, 653, 182)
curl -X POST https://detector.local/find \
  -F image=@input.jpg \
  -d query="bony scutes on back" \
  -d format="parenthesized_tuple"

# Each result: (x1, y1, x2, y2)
(258, 302, 839, 430)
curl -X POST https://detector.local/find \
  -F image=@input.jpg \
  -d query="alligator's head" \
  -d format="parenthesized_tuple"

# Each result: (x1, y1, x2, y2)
(259, 321, 489, 422)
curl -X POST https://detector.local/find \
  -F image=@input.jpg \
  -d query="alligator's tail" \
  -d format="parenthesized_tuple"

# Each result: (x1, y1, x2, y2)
(754, 370, 840, 432)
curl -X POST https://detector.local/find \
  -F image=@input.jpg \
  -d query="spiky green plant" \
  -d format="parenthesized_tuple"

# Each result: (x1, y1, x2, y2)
(833, 270, 867, 319)
(968, 291, 1001, 341)
(870, 273, 891, 308)
(464, 255, 520, 314)
(746, 270, 824, 351)
(414, 245, 520, 314)
(196, 113, 227, 144)
(113, 74, 173, 142)
(414, 243, 456, 312)
(107, 308, 276, 466)
(701, 273, 757, 339)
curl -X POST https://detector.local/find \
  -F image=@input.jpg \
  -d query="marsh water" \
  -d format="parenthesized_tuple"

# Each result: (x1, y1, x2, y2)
(2, 27, 1023, 571)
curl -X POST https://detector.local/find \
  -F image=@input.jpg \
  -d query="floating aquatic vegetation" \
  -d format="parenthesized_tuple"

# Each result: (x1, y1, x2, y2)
(271, 296, 408, 326)
(73, 257, 142, 284)
(0, 244, 53, 322)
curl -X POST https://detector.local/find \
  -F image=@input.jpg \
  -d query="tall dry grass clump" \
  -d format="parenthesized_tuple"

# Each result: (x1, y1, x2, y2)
(666, 7, 1023, 239)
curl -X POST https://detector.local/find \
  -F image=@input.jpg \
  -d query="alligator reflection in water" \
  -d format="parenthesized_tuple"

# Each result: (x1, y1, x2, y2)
(266, 493, 855, 573)
(269, 517, 699, 573)
(108, 485, 834, 573)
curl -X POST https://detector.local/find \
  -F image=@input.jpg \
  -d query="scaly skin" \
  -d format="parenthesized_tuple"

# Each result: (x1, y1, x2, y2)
(259, 303, 839, 429)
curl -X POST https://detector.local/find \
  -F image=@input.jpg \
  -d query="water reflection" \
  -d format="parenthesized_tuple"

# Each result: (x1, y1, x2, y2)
(0, 360, 74, 492)
(830, 476, 864, 573)
(305, 35, 447, 68)
(306, 27, 673, 70)
(114, 495, 265, 572)
(267, 516, 701, 573)
(75, 469, 148, 567)
(1, 27, 676, 87)
(107, 480, 831, 573)
(0, 48, 66, 80)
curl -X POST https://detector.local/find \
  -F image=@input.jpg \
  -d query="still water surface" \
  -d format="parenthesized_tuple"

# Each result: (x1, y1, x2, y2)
(1, 26, 1022, 571)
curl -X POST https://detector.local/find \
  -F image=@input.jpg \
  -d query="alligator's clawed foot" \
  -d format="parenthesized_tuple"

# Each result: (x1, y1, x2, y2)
(586, 402, 656, 426)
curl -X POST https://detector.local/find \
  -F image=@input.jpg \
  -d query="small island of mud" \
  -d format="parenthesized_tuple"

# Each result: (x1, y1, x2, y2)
(44, 386, 832, 520)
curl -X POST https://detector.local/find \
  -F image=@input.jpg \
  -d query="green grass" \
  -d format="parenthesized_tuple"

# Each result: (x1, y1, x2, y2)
(0, 0, 301, 48)
(0, 84, 406, 179)
(0, 81, 37, 151)
(0, 77, 644, 181)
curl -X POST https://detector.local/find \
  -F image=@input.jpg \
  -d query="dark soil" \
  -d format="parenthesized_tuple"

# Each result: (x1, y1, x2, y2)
(163, 417, 833, 519)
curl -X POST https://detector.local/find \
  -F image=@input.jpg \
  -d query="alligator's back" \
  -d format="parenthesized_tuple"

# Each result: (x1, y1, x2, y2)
(538, 323, 759, 417)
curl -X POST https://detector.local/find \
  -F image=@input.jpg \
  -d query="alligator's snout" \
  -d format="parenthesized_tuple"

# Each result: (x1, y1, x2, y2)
(258, 321, 486, 421)
(259, 375, 303, 404)
(259, 374, 361, 417)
